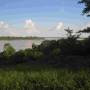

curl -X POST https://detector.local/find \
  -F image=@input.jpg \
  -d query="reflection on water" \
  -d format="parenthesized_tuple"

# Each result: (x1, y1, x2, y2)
(0, 39, 44, 52)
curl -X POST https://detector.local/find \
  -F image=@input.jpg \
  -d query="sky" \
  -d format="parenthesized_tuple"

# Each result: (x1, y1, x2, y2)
(0, 0, 89, 37)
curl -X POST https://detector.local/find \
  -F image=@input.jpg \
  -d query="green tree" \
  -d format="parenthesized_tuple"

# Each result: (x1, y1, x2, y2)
(58, 28, 81, 55)
(3, 43, 16, 57)
(79, 0, 90, 16)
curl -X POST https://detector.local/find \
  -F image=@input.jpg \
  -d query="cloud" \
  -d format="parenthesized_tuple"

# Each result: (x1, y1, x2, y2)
(0, 20, 65, 37)
(0, 21, 9, 29)
(0, 20, 90, 38)
(85, 23, 90, 28)
(0, 21, 22, 36)
(56, 22, 64, 30)
(23, 19, 41, 36)
(0, 20, 41, 37)
(40, 22, 65, 37)
(24, 19, 35, 29)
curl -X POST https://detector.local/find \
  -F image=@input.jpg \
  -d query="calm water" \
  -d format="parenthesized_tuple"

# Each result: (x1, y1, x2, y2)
(0, 37, 61, 52)
(0, 39, 44, 52)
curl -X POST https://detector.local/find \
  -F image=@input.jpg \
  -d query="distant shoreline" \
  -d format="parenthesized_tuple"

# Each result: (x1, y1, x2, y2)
(0, 36, 45, 40)
(0, 36, 63, 40)
(0, 36, 85, 40)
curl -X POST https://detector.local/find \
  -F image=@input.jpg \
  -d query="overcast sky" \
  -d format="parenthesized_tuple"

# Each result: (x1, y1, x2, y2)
(0, 0, 89, 37)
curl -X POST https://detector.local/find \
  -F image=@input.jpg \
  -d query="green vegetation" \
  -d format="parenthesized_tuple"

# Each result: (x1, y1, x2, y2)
(79, 0, 90, 16)
(0, 27, 89, 89)
(0, 25, 90, 90)
(0, 65, 89, 90)
(3, 43, 16, 57)
(0, 1, 89, 89)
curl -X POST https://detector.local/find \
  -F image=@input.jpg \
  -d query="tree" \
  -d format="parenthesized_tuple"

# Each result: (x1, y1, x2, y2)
(78, 27, 90, 33)
(65, 27, 81, 40)
(58, 28, 82, 55)
(79, 0, 90, 16)
(3, 43, 16, 57)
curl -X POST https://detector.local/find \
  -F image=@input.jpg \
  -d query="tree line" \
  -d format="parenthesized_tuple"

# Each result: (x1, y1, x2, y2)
(0, 27, 89, 68)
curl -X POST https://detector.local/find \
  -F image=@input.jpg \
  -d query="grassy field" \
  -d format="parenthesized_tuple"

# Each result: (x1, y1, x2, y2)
(0, 64, 89, 90)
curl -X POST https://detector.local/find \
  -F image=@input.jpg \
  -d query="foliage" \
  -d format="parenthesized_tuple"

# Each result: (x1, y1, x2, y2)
(65, 27, 81, 39)
(0, 67, 88, 90)
(82, 36, 90, 55)
(3, 43, 16, 57)
(57, 28, 81, 55)
(79, 0, 90, 16)
(78, 27, 90, 33)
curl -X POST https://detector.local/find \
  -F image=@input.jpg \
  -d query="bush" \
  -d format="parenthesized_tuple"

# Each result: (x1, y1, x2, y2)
(3, 43, 15, 57)
(24, 49, 44, 61)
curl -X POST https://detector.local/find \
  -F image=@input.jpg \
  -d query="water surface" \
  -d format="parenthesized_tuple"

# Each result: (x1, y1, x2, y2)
(0, 39, 44, 52)
(0, 37, 61, 52)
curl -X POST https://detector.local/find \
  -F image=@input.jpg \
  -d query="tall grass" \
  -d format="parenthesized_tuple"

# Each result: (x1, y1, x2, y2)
(0, 66, 89, 90)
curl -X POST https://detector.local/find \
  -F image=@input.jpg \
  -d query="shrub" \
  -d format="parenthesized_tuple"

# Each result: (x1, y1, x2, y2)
(3, 43, 15, 57)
